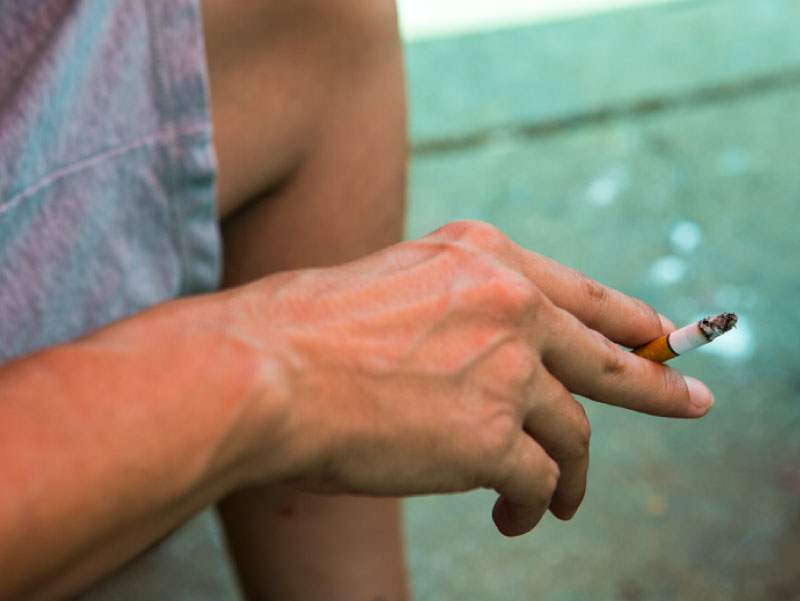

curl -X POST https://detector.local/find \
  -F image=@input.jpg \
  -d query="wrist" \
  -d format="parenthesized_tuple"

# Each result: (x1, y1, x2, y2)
(204, 279, 311, 490)
(77, 290, 297, 496)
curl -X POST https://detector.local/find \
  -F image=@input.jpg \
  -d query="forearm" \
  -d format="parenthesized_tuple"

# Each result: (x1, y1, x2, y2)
(0, 294, 286, 600)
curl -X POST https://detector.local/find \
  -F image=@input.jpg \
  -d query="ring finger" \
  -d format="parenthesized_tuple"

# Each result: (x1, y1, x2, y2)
(523, 368, 591, 520)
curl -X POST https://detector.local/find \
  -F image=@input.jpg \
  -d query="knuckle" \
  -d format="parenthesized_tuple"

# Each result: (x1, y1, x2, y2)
(596, 332, 627, 378)
(431, 220, 474, 240)
(492, 272, 541, 314)
(641, 365, 686, 417)
(436, 220, 505, 248)
(574, 269, 609, 305)
(476, 340, 540, 405)
(449, 263, 541, 321)
(463, 220, 502, 244)
(543, 460, 561, 496)
(661, 366, 688, 410)
(554, 405, 591, 463)
(575, 427, 592, 457)
(479, 407, 519, 462)
(573, 270, 611, 326)
(574, 407, 592, 454)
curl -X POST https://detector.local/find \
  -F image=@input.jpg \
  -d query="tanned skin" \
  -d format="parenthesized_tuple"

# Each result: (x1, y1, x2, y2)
(204, 1, 408, 598)
(0, 1, 714, 599)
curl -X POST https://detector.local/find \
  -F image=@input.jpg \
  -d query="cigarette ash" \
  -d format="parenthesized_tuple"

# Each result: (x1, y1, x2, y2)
(698, 312, 738, 341)
(698, 315, 753, 361)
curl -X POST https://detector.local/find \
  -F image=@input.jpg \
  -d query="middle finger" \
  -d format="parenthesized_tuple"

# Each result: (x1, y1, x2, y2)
(537, 300, 712, 418)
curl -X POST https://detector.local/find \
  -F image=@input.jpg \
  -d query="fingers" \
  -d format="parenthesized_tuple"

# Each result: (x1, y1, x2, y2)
(491, 436, 559, 536)
(518, 252, 671, 348)
(522, 372, 590, 520)
(539, 301, 714, 417)
(430, 221, 669, 347)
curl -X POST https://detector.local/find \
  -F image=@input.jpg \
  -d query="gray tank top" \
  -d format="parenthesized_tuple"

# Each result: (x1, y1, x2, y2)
(0, 0, 242, 598)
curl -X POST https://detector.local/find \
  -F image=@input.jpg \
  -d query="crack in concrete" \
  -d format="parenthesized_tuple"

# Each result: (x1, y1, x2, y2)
(411, 67, 800, 156)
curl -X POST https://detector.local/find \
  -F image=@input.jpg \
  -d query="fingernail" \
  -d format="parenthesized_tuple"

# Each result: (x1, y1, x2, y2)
(658, 313, 676, 332)
(683, 375, 714, 411)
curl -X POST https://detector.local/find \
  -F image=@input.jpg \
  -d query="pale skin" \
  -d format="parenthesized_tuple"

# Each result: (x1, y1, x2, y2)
(0, 1, 715, 600)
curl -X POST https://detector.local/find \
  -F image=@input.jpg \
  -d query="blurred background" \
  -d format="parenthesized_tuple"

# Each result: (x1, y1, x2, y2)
(397, 0, 800, 599)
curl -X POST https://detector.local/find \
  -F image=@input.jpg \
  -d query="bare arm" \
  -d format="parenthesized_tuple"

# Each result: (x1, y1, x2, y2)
(204, 0, 410, 595)
(0, 221, 713, 600)
(0, 293, 293, 600)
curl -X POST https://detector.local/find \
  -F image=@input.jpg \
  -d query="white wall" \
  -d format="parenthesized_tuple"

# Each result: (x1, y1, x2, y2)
(397, 0, 688, 40)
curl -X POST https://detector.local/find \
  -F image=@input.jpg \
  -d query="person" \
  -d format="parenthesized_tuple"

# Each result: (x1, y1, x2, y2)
(0, 0, 714, 599)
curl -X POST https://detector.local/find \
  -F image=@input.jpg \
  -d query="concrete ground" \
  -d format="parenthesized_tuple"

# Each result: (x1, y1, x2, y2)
(401, 1, 800, 599)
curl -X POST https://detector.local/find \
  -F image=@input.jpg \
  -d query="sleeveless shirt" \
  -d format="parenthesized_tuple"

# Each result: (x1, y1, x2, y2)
(0, 1, 242, 598)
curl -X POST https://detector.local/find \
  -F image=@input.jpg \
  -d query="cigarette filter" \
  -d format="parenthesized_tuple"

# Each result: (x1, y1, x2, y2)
(633, 312, 738, 363)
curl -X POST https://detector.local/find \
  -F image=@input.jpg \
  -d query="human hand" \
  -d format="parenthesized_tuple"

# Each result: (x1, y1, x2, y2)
(224, 221, 713, 536)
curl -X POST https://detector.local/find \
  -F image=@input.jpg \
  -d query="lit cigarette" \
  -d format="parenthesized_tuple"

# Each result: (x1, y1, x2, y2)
(633, 312, 738, 363)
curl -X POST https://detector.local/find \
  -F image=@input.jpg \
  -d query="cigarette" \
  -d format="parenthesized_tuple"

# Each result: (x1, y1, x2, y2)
(632, 312, 738, 363)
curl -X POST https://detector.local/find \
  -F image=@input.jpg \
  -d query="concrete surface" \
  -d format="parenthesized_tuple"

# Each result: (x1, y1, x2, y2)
(402, 1, 800, 599)
(404, 0, 800, 145)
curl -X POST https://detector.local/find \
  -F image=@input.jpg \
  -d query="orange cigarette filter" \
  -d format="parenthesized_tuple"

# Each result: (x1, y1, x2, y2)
(633, 312, 738, 363)
(632, 334, 678, 362)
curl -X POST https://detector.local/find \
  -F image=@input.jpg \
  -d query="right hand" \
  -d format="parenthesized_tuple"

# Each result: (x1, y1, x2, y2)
(222, 221, 713, 536)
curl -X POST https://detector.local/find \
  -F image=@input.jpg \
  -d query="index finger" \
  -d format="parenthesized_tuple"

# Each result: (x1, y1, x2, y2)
(517, 250, 672, 348)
